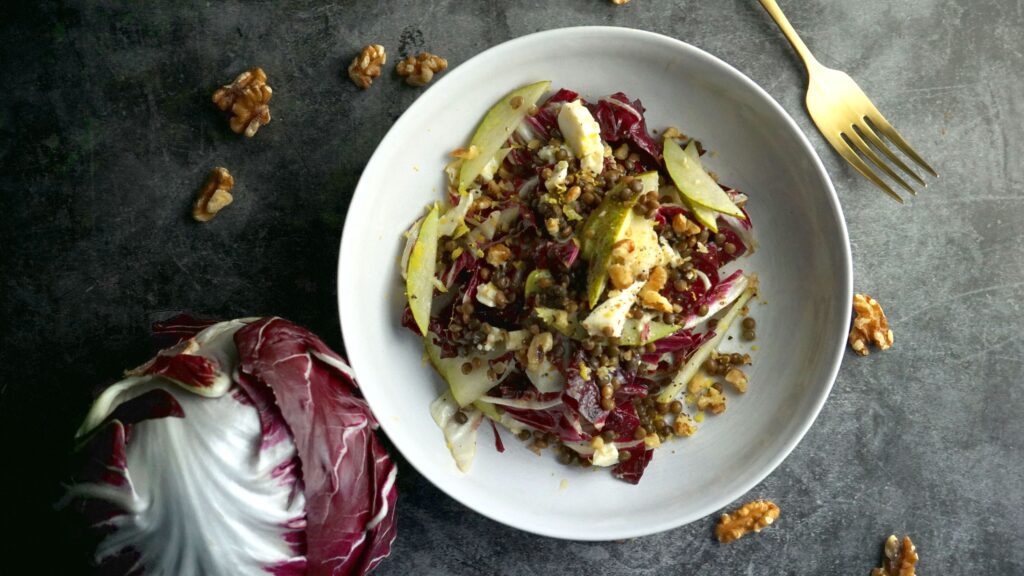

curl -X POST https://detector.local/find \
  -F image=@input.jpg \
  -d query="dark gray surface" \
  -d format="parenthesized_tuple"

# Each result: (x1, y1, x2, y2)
(1, 1, 1022, 573)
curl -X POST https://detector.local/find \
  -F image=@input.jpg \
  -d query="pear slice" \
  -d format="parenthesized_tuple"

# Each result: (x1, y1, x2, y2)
(619, 318, 679, 346)
(459, 81, 551, 191)
(580, 171, 660, 308)
(424, 336, 500, 407)
(406, 204, 440, 336)
(686, 197, 720, 233)
(664, 137, 744, 218)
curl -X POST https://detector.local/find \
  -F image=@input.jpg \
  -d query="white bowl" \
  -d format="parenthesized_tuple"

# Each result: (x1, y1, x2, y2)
(338, 26, 851, 541)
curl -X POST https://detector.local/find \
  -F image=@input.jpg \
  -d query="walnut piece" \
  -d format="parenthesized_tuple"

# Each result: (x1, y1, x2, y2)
(193, 167, 234, 222)
(640, 265, 673, 312)
(724, 367, 748, 393)
(612, 0, 631, 4)
(715, 500, 780, 543)
(396, 52, 448, 87)
(850, 293, 894, 356)
(212, 67, 272, 137)
(349, 44, 387, 89)
(871, 535, 918, 576)
(697, 386, 726, 414)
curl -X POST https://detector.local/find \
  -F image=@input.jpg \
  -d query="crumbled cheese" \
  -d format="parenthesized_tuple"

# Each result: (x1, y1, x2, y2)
(545, 160, 569, 192)
(537, 143, 571, 165)
(581, 280, 646, 338)
(479, 323, 502, 351)
(475, 282, 500, 307)
(479, 155, 501, 182)
(557, 99, 605, 173)
(591, 441, 620, 467)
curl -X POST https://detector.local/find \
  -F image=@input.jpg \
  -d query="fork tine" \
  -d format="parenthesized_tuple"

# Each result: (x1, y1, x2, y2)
(823, 131, 903, 203)
(864, 114, 938, 177)
(842, 129, 916, 195)
(853, 122, 925, 187)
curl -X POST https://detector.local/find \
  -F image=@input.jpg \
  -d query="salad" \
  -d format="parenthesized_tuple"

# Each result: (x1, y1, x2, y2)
(399, 81, 758, 484)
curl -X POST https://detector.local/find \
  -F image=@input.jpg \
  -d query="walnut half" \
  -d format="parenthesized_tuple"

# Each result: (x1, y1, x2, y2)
(193, 167, 234, 222)
(396, 52, 448, 87)
(715, 500, 780, 543)
(212, 67, 272, 137)
(871, 535, 918, 576)
(850, 293, 894, 356)
(349, 44, 387, 89)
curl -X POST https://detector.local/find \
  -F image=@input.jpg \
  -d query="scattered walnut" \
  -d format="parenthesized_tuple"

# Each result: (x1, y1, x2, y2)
(715, 500, 780, 543)
(486, 243, 512, 267)
(608, 264, 635, 290)
(662, 126, 685, 140)
(724, 367, 748, 393)
(192, 167, 234, 222)
(672, 212, 701, 236)
(673, 415, 697, 437)
(640, 289, 673, 313)
(639, 266, 672, 312)
(611, 238, 635, 259)
(697, 387, 727, 414)
(348, 44, 387, 89)
(451, 145, 479, 160)
(850, 293, 894, 356)
(212, 68, 272, 137)
(396, 52, 448, 87)
(611, 0, 631, 5)
(871, 535, 918, 576)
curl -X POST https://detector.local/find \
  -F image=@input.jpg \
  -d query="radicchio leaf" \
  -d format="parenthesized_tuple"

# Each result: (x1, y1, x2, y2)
(612, 445, 654, 484)
(588, 93, 661, 164)
(235, 318, 397, 576)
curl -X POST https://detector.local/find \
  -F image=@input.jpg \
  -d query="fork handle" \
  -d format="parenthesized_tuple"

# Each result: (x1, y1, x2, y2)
(758, 0, 821, 72)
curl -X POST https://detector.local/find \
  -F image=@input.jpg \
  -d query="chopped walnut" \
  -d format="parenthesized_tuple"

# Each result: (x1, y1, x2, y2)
(639, 266, 672, 312)
(348, 44, 387, 89)
(697, 387, 726, 414)
(663, 126, 685, 140)
(871, 535, 918, 576)
(608, 264, 635, 290)
(486, 243, 512, 267)
(212, 67, 272, 138)
(611, 0, 631, 4)
(396, 52, 448, 87)
(672, 212, 701, 236)
(611, 238, 635, 259)
(673, 415, 697, 437)
(716, 500, 780, 543)
(850, 293, 894, 356)
(724, 367, 748, 393)
(451, 145, 479, 160)
(192, 167, 234, 222)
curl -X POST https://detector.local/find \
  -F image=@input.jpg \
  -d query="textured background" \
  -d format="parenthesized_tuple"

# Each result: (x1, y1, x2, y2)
(2, 0, 1022, 573)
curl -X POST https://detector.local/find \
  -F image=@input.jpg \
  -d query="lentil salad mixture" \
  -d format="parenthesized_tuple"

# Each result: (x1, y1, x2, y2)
(400, 82, 758, 483)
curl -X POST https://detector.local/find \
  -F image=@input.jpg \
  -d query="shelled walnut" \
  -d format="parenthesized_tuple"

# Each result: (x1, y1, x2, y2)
(396, 52, 448, 87)
(348, 44, 386, 89)
(850, 293, 894, 356)
(715, 500, 780, 543)
(212, 67, 272, 137)
(192, 167, 234, 222)
(871, 535, 918, 576)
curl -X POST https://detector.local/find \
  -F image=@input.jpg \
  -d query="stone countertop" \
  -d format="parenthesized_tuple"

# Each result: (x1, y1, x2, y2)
(1, 1, 1021, 573)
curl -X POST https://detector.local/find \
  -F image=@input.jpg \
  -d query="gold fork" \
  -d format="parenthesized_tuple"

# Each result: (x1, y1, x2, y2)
(758, 0, 937, 201)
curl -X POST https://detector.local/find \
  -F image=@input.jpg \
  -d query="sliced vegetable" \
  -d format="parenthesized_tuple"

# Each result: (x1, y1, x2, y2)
(620, 317, 679, 346)
(657, 283, 756, 403)
(430, 392, 484, 472)
(664, 137, 743, 218)
(406, 204, 440, 335)
(424, 336, 505, 407)
(459, 81, 551, 191)
(581, 280, 646, 338)
(524, 269, 554, 299)
(581, 171, 658, 307)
